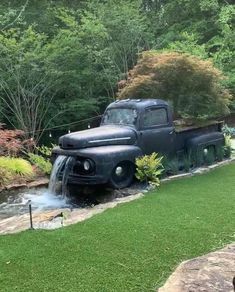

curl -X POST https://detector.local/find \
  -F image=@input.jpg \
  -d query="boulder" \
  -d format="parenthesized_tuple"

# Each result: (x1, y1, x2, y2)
(158, 243, 235, 292)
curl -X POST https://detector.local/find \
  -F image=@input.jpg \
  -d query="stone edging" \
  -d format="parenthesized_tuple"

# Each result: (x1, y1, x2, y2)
(0, 177, 49, 193)
(158, 243, 235, 292)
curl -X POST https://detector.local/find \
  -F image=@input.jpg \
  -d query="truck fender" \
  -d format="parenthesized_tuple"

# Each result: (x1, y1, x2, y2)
(107, 146, 143, 168)
(186, 132, 224, 151)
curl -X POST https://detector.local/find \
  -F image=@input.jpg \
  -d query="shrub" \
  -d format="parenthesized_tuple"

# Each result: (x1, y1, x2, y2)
(0, 168, 12, 187)
(163, 157, 180, 175)
(222, 124, 235, 137)
(28, 153, 52, 175)
(118, 51, 231, 121)
(0, 157, 34, 177)
(0, 124, 35, 156)
(28, 145, 54, 175)
(224, 135, 232, 158)
(36, 145, 53, 157)
(135, 153, 164, 187)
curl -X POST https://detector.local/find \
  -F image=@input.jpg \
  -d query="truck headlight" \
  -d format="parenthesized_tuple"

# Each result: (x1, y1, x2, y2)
(83, 159, 92, 171)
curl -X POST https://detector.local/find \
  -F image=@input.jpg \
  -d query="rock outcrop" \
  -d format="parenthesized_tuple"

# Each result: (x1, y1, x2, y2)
(159, 243, 235, 292)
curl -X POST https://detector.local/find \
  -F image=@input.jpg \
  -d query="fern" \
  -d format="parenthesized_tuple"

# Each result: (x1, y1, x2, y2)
(135, 153, 164, 187)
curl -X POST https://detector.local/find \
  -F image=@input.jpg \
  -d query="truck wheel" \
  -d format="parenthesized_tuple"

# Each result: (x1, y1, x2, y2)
(109, 161, 135, 189)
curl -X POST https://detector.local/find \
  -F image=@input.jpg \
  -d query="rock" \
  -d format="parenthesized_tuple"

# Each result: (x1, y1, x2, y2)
(27, 178, 49, 188)
(5, 183, 27, 190)
(158, 243, 235, 292)
(0, 177, 49, 193)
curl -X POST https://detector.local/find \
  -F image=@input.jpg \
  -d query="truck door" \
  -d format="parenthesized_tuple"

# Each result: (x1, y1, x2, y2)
(139, 106, 175, 156)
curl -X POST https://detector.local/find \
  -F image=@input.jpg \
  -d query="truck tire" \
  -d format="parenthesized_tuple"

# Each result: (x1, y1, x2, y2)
(109, 161, 135, 189)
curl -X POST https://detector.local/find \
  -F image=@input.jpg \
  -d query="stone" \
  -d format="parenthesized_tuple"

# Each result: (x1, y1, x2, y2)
(27, 178, 49, 188)
(158, 243, 235, 292)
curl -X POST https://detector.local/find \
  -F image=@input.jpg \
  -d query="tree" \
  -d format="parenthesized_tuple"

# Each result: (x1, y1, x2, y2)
(0, 26, 56, 143)
(118, 51, 231, 120)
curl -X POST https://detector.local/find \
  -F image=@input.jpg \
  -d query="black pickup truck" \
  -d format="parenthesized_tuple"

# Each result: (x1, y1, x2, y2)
(52, 99, 224, 188)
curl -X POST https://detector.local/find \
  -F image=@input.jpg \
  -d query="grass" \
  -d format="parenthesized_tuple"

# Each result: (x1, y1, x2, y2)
(0, 164, 235, 292)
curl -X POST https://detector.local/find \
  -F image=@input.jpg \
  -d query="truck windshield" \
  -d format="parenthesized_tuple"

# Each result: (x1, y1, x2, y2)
(102, 108, 137, 126)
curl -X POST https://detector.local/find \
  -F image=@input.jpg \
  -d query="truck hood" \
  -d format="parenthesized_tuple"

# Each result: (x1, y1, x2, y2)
(58, 126, 137, 150)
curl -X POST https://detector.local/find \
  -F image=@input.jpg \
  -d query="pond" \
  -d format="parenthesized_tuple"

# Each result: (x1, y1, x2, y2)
(0, 185, 122, 221)
(0, 188, 74, 220)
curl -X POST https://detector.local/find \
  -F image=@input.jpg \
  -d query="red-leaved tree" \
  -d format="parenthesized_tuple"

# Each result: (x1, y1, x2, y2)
(0, 123, 34, 156)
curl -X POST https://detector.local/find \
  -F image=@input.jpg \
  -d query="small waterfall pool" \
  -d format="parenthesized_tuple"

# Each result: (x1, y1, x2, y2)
(0, 188, 73, 220)
(0, 155, 121, 221)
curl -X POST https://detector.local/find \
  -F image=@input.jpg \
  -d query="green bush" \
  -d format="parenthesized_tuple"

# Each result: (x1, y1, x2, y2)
(0, 168, 12, 187)
(224, 135, 232, 158)
(135, 153, 164, 187)
(0, 157, 34, 177)
(36, 145, 53, 157)
(28, 145, 53, 175)
(163, 157, 180, 175)
(28, 153, 52, 175)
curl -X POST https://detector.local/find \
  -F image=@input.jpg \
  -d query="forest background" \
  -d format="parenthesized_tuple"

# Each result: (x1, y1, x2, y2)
(0, 0, 234, 143)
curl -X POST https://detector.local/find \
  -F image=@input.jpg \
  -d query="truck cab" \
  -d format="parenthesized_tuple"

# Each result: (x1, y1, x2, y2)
(52, 99, 224, 189)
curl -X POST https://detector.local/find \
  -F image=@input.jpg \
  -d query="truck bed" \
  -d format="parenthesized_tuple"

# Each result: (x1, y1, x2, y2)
(174, 120, 223, 133)
(174, 120, 223, 152)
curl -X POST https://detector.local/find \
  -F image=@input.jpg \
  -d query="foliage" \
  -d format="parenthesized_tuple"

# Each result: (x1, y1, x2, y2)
(36, 145, 53, 157)
(0, 124, 34, 156)
(135, 152, 164, 186)
(224, 134, 232, 158)
(144, 0, 235, 108)
(28, 153, 52, 175)
(0, 156, 33, 177)
(0, 167, 12, 187)
(224, 146, 232, 158)
(0, 0, 234, 141)
(222, 124, 235, 137)
(0, 2, 151, 140)
(162, 156, 180, 175)
(28, 146, 52, 175)
(118, 51, 231, 121)
(0, 163, 235, 291)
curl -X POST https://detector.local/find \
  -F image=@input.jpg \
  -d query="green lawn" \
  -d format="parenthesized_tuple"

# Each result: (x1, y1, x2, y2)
(0, 164, 235, 292)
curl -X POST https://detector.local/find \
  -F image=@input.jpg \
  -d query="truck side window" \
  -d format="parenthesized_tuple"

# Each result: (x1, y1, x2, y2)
(143, 107, 168, 127)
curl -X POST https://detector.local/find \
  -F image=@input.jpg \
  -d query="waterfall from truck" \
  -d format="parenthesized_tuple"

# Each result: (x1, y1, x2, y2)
(49, 155, 75, 196)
